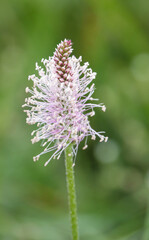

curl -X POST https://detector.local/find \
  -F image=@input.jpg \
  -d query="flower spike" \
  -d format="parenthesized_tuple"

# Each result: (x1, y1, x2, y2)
(23, 39, 107, 166)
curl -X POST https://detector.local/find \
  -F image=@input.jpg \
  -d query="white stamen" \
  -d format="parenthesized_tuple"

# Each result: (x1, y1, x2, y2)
(105, 137, 108, 142)
(82, 145, 88, 150)
(90, 111, 95, 117)
(91, 135, 96, 140)
(102, 105, 106, 112)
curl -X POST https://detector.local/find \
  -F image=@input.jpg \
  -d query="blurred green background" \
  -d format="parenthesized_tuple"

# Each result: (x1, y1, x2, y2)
(0, 0, 149, 239)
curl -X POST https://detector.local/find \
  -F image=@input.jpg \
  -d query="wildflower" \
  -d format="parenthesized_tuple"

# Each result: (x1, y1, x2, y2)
(22, 39, 107, 166)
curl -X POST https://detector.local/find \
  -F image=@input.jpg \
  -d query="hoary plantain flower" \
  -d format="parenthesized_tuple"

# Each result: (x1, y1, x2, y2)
(23, 39, 107, 166)
(23, 39, 108, 240)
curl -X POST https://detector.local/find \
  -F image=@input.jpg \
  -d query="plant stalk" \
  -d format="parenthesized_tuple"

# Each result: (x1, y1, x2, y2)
(65, 144, 79, 240)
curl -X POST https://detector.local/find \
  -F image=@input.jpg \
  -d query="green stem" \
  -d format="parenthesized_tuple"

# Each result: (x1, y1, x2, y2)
(65, 144, 79, 240)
